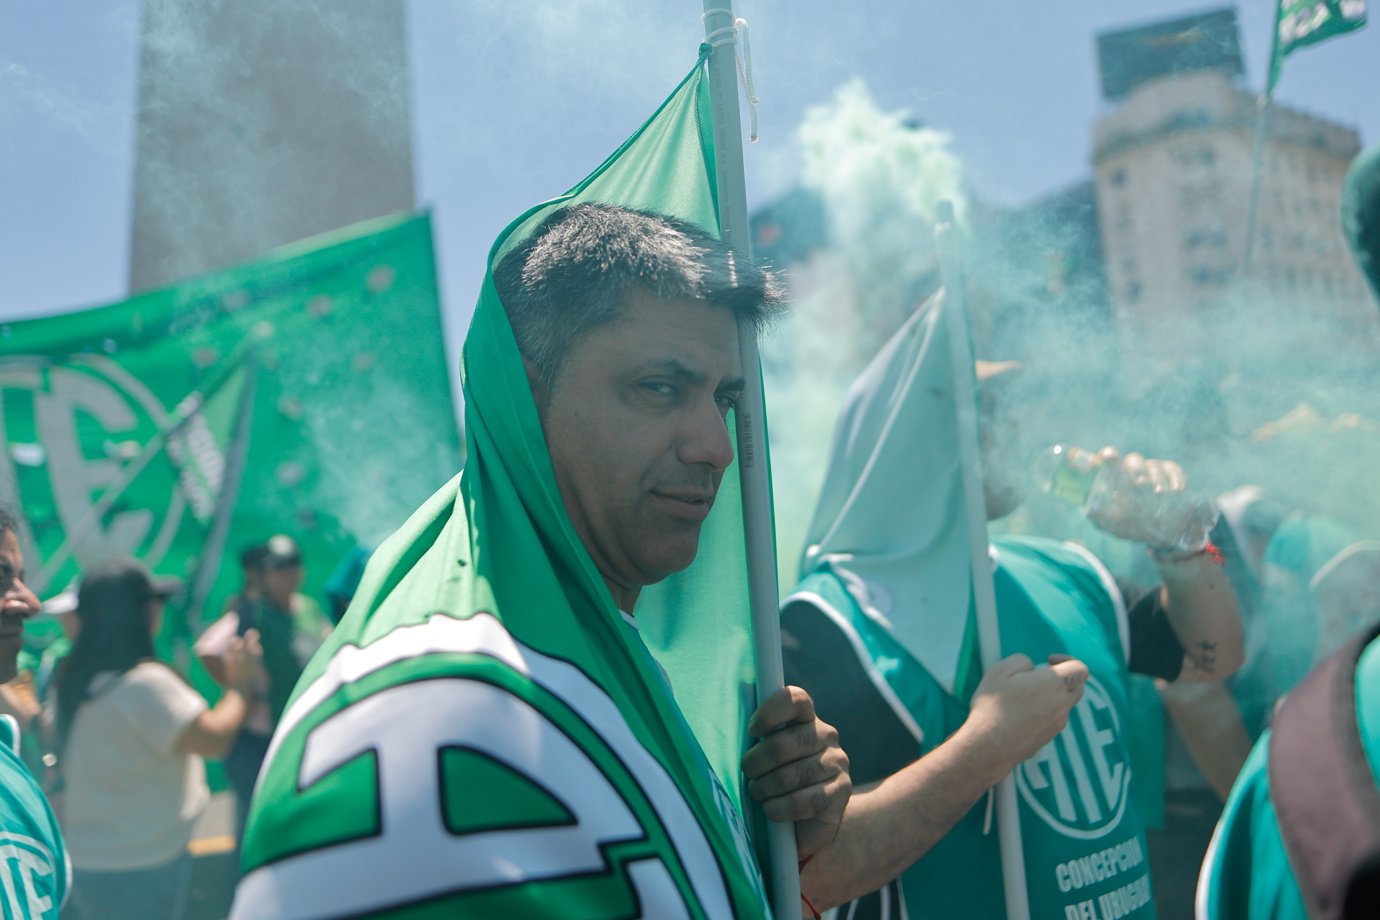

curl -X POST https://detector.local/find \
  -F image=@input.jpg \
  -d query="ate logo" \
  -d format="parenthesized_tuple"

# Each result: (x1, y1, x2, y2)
(0, 354, 223, 592)
(1014, 675, 1132, 840)
(232, 613, 764, 919)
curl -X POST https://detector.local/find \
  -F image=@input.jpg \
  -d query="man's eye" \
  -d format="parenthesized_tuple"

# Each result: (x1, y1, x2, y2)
(640, 381, 677, 398)
(715, 393, 738, 414)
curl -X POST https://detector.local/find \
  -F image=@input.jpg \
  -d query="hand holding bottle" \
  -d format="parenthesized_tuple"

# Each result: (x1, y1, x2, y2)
(1032, 444, 1218, 550)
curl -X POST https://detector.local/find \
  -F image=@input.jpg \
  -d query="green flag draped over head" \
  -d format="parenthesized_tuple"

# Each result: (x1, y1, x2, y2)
(233, 50, 772, 919)
(0, 213, 459, 660)
(1269, 0, 1368, 91)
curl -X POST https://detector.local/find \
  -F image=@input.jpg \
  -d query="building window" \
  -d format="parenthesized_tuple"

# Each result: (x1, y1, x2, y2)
(1190, 266, 1231, 286)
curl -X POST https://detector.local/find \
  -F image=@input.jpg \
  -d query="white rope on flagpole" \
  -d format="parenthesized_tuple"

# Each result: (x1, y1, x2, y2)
(700, 3, 801, 918)
(701, 9, 759, 142)
(935, 200, 1033, 920)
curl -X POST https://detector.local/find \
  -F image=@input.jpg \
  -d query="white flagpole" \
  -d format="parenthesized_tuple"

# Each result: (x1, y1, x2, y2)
(935, 201, 1032, 920)
(700, 4, 802, 918)
(1241, 1, 1284, 280)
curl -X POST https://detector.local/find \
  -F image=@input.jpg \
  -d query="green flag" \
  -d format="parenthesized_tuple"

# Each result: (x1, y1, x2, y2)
(0, 212, 460, 660)
(1269, 0, 1368, 91)
(233, 49, 772, 919)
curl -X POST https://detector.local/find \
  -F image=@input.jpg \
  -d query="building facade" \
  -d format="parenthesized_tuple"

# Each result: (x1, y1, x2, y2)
(1093, 69, 1373, 365)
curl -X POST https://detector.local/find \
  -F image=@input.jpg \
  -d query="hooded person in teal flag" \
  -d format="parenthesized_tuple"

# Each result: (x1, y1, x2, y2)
(778, 292, 1246, 918)
(231, 53, 849, 919)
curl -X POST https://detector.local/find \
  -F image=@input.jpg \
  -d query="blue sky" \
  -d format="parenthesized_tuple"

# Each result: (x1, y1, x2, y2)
(2, 0, 1377, 350)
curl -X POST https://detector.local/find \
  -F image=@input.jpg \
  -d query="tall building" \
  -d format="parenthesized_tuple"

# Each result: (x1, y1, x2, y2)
(128, 0, 414, 292)
(1092, 9, 1374, 366)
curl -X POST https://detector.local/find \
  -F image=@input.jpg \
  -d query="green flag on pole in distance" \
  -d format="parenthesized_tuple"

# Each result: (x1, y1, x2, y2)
(233, 46, 774, 919)
(0, 213, 460, 670)
(1269, 0, 1368, 91)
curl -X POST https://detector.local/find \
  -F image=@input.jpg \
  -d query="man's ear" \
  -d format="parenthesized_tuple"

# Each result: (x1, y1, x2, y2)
(523, 356, 551, 415)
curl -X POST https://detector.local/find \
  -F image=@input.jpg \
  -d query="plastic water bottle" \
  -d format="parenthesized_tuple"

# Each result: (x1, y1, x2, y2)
(1031, 443, 1219, 552)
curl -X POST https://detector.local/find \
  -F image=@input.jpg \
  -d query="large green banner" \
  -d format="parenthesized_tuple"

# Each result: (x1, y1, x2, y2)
(0, 212, 462, 650)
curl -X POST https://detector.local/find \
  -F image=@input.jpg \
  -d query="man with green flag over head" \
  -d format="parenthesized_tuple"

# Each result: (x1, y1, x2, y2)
(230, 53, 849, 920)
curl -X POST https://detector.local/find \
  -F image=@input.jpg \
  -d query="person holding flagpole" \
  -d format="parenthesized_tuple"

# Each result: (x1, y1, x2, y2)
(230, 54, 853, 911)
(778, 292, 1244, 918)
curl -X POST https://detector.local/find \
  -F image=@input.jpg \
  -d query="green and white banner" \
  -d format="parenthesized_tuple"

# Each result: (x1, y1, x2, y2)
(0, 212, 461, 654)
(233, 48, 773, 919)
(1270, 0, 1368, 90)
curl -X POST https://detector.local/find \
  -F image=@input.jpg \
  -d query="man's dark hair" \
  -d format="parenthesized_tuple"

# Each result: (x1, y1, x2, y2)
(0, 506, 16, 539)
(240, 542, 270, 573)
(56, 558, 164, 754)
(493, 203, 785, 388)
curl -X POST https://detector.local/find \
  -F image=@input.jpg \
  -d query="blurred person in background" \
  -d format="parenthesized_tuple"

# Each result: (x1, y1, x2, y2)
(0, 505, 68, 917)
(56, 558, 262, 920)
(195, 534, 330, 839)
(781, 299, 1243, 917)
(221, 542, 269, 618)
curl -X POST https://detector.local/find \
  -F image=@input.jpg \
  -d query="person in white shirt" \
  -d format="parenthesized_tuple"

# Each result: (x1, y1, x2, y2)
(55, 558, 262, 920)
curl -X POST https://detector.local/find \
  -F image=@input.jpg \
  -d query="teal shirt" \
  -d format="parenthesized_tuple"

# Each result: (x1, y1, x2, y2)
(786, 536, 1156, 919)
(0, 716, 69, 918)
(1199, 634, 1380, 920)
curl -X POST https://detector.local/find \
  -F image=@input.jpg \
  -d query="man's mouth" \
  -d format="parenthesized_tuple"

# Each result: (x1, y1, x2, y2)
(653, 489, 716, 522)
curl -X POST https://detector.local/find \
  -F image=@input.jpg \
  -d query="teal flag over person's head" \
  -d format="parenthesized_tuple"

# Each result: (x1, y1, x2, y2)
(234, 50, 773, 919)
(791, 292, 1164, 919)
(0, 213, 460, 659)
(799, 292, 972, 693)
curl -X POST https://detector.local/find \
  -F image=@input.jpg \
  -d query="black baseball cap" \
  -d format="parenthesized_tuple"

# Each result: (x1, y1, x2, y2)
(263, 534, 303, 569)
(77, 558, 183, 612)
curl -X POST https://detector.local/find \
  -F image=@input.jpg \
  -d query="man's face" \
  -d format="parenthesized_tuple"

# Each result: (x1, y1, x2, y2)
(262, 563, 304, 609)
(0, 530, 39, 683)
(533, 286, 743, 606)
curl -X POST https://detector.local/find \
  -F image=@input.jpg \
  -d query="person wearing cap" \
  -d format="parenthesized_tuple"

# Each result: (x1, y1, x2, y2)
(54, 558, 262, 920)
(0, 505, 69, 917)
(778, 296, 1244, 917)
(194, 535, 330, 840)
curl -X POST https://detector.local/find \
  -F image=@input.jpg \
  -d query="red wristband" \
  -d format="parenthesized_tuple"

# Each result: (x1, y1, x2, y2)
(1149, 539, 1224, 566)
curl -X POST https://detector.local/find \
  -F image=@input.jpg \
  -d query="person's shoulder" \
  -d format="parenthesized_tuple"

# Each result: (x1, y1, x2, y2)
(125, 659, 181, 683)
(782, 568, 852, 615)
(290, 594, 331, 632)
(115, 661, 200, 706)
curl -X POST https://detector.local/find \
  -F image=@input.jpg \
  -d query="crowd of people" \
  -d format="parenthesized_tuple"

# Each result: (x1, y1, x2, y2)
(0, 140, 1375, 920)
(0, 533, 344, 918)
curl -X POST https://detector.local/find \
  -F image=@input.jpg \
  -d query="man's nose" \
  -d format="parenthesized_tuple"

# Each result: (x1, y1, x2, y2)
(677, 400, 736, 472)
(4, 581, 39, 620)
